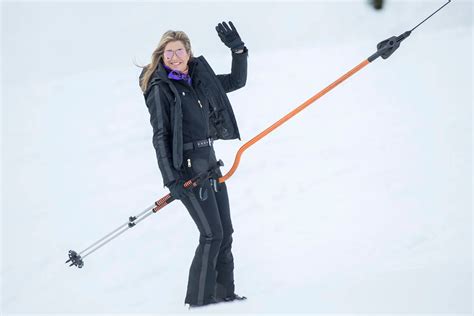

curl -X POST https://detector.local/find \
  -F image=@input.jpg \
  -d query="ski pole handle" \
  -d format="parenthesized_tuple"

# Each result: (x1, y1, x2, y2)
(152, 179, 194, 212)
(152, 159, 224, 212)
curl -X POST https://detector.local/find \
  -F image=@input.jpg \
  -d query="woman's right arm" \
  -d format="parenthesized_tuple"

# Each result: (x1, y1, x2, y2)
(145, 84, 181, 187)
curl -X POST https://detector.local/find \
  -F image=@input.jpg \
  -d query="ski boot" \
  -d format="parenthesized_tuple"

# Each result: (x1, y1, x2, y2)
(221, 293, 247, 302)
(187, 294, 247, 309)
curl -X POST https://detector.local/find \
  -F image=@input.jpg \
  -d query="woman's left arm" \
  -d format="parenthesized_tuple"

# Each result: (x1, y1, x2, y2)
(217, 47, 248, 93)
(215, 21, 248, 93)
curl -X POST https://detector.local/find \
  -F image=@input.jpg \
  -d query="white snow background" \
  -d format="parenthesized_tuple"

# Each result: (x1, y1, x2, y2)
(1, 0, 472, 315)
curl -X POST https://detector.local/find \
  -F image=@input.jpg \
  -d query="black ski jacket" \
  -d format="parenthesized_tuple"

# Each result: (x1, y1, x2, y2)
(140, 48, 248, 186)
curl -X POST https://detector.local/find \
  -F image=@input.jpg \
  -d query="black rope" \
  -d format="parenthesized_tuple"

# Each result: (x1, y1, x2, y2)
(410, 0, 452, 32)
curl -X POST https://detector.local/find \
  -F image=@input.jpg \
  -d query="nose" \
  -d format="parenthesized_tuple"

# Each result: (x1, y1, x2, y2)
(171, 53, 180, 61)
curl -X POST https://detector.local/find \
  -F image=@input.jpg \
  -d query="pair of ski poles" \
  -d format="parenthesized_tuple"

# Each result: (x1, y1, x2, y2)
(67, 0, 452, 268)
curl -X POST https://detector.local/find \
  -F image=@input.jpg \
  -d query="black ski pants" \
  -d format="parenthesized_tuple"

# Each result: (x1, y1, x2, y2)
(179, 146, 235, 306)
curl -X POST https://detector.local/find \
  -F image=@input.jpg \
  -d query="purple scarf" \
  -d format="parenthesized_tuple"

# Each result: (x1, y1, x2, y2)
(163, 64, 192, 85)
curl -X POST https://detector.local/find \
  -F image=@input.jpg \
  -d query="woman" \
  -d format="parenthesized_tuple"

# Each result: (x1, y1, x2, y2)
(138, 21, 248, 308)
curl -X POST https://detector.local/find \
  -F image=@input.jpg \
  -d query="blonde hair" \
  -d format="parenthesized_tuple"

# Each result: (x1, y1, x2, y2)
(137, 30, 193, 93)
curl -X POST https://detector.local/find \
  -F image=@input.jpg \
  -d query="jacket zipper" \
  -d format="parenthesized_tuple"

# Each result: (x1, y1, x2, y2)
(189, 86, 208, 137)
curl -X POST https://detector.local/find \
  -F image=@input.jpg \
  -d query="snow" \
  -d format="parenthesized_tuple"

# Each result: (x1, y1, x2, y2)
(1, 0, 472, 315)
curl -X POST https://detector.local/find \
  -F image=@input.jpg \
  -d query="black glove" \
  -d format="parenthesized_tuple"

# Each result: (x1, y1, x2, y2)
(215, 21, 245, 52)
(167, 179, 190, 200)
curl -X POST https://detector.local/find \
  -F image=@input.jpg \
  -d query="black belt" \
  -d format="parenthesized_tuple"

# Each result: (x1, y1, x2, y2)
(183, 137, 214, 151)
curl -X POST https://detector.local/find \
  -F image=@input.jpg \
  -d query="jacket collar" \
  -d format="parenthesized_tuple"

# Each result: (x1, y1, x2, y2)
(154, 58, 198, 81)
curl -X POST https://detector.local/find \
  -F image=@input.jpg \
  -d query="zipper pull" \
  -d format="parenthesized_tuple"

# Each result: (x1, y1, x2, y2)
(187, 158, 192, 167)
(198, 99, 203, 108)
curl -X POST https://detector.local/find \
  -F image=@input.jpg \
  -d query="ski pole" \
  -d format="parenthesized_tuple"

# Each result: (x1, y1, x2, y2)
(66, 160, 223, 268)
(218, 0, 452, 183)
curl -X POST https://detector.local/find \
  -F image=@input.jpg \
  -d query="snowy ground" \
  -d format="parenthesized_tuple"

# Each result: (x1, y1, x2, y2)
(2, 0, 472, 315)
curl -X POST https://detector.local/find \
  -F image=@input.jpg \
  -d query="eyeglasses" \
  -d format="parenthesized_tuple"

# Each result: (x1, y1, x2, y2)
(164, 48, 187, 60)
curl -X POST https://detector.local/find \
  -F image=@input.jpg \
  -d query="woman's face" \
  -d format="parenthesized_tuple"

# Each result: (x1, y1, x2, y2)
(163, 40, 190, 73)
